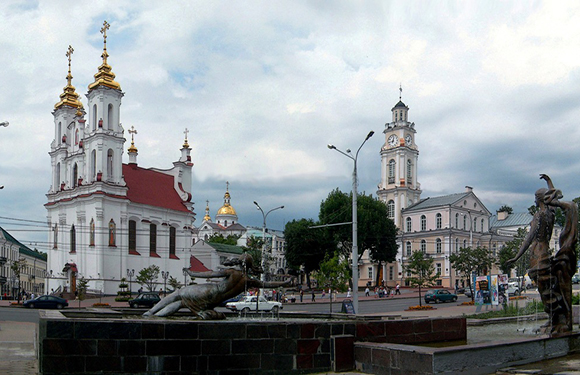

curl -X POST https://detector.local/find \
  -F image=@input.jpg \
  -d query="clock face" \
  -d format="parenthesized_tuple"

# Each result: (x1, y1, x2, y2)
(405, 135, 413, 146)
(388, 134, 399, 146)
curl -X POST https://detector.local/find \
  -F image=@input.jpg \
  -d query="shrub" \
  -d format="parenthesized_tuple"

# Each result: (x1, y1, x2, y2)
(407, 305, 435, 311)
(92, 303, 110, 308)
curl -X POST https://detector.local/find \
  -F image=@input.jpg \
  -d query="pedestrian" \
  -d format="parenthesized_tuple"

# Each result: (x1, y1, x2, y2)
(311, 291, 316, 302)
(300, 289, 304, 302)
(395, 283, 401, 295)
(365, 287, 370, 297)
(347, 287, 352, 298)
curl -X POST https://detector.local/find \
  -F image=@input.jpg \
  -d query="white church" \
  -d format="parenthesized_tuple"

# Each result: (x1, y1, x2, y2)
(45, 23, 196, 296)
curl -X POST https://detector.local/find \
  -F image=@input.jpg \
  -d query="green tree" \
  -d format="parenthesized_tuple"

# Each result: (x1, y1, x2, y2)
(136, 265, 160, 291)
(449, 246, 495, 301)
(284, 218, 334, 288)
(168, 276, 182, 291)
(115, 277, 131, 302)
(404, 251, 438, 307)
(241, 235, 267, 276)
(208, 233, 240, 245)
(497, 205, 513, 214)
(318, 189, 398, 286)
(76, 276, 89, 307)
(497, 228, 528, 276)
(10, 257, 26, 302)
(310, 251, 350, 313)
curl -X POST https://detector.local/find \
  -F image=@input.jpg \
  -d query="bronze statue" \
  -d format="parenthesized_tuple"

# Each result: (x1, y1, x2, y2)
(507, 174, 578, 333)
(144, 253, 292, 319)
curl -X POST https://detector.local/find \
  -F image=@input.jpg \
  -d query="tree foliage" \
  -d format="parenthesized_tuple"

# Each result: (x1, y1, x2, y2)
(318, 188, 398, 285)
(76, 276, 89, 301)
(404, 251, 438, 307)
(136, 265, 160, 291)
(497, 228, 528, 276)
(449, 246, 495, 301)
(208, 233, 240, 245)
(497, 205, 513, 214)
(311, 251, 351, 312)
(168, 276, 182, 291)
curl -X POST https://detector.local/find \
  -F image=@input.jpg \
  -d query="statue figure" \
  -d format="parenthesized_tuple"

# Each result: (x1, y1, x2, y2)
(144, 253, 292, 319)
(507, 174, 578, 333)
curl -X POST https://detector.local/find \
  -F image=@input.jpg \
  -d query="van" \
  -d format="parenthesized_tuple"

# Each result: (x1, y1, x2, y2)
(509, 276, 533, 290)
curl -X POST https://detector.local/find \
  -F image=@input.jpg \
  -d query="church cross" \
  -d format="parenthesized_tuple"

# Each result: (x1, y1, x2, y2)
(226, 181, 229, 191)
(399, 83, 402, 100)
(66, 45, 74, 72)
(184, 128, 189, 141)
(100, 20, 110, 63)
(129, 125, 137, 143)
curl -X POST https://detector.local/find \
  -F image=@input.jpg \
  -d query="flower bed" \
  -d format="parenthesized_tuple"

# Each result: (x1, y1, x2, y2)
(406, 305, 435, 311)
(92, 303, 111, 308)
(461, 301, 475, 305)
(509, 296, 527, 301)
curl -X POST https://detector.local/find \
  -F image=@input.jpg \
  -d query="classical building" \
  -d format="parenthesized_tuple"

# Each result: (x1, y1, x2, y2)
(0, 226, 47, 297)
(45, 23, 195, 296)
(237, 227, 286, 279)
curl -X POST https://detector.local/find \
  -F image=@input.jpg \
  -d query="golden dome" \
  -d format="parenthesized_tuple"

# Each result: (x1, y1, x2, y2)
(203, 200, 212, 221)
(88, 21, 121, 91)
(217, 204, 237, 216)
(55, 45, 83, 110)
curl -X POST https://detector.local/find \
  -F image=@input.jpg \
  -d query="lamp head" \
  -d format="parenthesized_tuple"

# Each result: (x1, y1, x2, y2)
(0, 121, 8, 127)
(281, 206, 285, 209)
(365, 131, 375, 141)
(327, 144, 336, 150)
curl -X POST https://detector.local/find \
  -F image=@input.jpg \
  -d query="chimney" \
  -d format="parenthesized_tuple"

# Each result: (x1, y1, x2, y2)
(497, 210, 509, 221)
(465, 186, 473, 193)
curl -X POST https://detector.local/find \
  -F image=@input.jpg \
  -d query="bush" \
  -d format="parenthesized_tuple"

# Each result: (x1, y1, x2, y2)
(92, 303, 110, 308)
(407, 305, 435, 311)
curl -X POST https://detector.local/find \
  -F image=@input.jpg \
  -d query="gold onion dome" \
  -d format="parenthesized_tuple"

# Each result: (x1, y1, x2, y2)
(217, 186, 237, 215)
(55, 45, 83, 110)
(88, 21, 121, 91)
(203, 200, 212, 221)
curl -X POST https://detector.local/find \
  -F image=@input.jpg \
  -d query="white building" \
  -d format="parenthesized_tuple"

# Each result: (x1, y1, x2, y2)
(45, 24, 195, 296)
(237, 227, 286, 279)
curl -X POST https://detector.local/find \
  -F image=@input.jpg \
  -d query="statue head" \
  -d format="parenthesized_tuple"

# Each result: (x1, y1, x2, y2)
(222, 253, 262, 274)
(535, 188, 548, 207)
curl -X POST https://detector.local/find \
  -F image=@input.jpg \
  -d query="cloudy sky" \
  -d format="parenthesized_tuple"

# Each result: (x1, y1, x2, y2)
(1, 1, 580, 251)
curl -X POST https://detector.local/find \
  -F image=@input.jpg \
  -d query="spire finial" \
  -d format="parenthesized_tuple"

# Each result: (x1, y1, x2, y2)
(100, 20, 110, 65)
(55, 45, 83, 110)
(128, 125, 138, 153)
(399, 83, 402, 101)
(226, 181, 229, 192)
(183, 127, 190, 148)
(66, 45, 74, 85)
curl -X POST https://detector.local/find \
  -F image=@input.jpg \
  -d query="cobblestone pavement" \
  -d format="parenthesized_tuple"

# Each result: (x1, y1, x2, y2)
(0, 320, 37, 375)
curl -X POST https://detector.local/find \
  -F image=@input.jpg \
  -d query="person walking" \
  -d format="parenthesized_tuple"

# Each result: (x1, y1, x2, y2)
(395, 283, 401, 295)
(300, 289, 304, 302)
(311, 290, 316, 302)
(365, 287, 370, 297)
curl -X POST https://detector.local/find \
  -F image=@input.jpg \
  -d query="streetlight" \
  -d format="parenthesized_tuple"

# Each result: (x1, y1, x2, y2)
(161, 271, 169, 297)
(253, 201, 284, 282)
(182, 267, 188, 287)
(126, 269, 135, 296)
(327, 130, 374, 314)
(0, 121, 8, 127)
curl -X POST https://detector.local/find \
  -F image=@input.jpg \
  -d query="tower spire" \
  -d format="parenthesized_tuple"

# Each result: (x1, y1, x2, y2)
(55, 45, 83, 110)
(183, 128, 190, 148)
(203, 200, 211, 222)
(399, 83, 402, 101)
(128, 125, 138, 153)
(88, 20, 121, 90)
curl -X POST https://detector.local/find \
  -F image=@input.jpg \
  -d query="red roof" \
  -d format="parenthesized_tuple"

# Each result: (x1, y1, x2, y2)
(189, 255, 210, 272)
(123, 164, 190, 212)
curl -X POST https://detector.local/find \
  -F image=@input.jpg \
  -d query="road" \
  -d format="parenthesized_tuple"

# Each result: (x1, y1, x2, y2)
(0, 307, 40, 323)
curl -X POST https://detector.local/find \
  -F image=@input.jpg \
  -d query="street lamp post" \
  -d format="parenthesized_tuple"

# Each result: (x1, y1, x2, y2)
(126, 269, 135, 296)
(327, 130, 374, 314)
(1, 121, 8, 190)
(253, 202, 284, 282)
(161, 271, 169, 297)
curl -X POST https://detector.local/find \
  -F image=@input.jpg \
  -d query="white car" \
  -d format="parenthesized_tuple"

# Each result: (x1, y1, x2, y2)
(225, 296, 282, 313)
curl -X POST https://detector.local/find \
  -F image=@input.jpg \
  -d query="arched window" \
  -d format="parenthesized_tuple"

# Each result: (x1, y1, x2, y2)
(455, 213, 459, 228)
(388, 159, 395, 183)
(91, 150, 97, 181)
(107, 103, 114, 130)
(90, 218, 95, 246)
(108, 219, 116, 247)
(436, 213, 442, 229)
(463, 215, 466, 230)
(421, 240, 426, 253)
(57, 122, 62, 142)
(481, 218, 485, 232)
(169, 226, 176, 258)
(92, 104, 97, 130)
(473, 218, 477, 232)
(128, 220, 137, 254)
(150, 224, 157, 255)
(107, 149, 114, 181)
(53, 224, 58, 249)
(463, 239, 467, 249)
(436, 238, 442, 254)
(56, 162, 61, 188)
(72, 163, 78, 188)
(406, 241, 412, 256)
(421, 215, 426, 231)
(75, 128, 79, 145)
(70, 225, 76, 253)
(455, 238, 459, 252)
(387, 200, 395, 219)
(406, 217, 412, 232)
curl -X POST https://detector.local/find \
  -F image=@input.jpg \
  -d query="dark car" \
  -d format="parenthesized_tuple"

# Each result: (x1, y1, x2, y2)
(424, 289, 458, 304)
(129, 292, 161, 308)
(24, 295, 68, 309)
(218, 294, 243, 307)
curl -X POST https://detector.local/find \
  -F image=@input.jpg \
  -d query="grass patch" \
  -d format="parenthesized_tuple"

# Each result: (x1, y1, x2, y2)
(466, 300, 544, 319)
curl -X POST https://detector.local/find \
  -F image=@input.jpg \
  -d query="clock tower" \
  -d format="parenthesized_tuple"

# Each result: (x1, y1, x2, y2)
(377, 89, 422, 228)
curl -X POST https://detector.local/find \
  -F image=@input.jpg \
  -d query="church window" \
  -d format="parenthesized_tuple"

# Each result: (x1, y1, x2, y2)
(72, 163, 78, 188)
(455, 238, 459, 252)
(387, 200, 395, 219)
(53, 224, 58, 248)
(169, 226, 176, 258)
(421, 240, 426, 253)
(463, 215, 466, 230)
(436, 213, 442, 229)
(388, 160, 395, 184)
(70, 225, 76, 253)
(481, 218, 485, 232)
(90, 219, 95, 246)
(455, 213, 459, 228)
(407, 159, 412, 184)
(108, 219, 116, 247)
(473, 218, 477, 232)
(150, 224, 157, 255)
(56, 163, 61, 189)
(91, 150, 96, 181)
(75, 129, 79, 145)
(92, 104, 97, 130)
(395, 112, 398, 121)
(128, 220, 137, 254)
(436, 238, 442, 253)
(421, 215, 426, 231)
(107, 104, 114, 130)
(225, 220, 228, 227)
(406, 217, 412, 232)
(406, 242, 411, 256)
(57, 122, 62, 142)
(107, 149, 114, 181)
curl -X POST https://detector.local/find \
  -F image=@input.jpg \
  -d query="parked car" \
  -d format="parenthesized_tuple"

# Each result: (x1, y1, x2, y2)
(23, 295, 68, 309)
(464, 287, 473, 298)
(424, 289, 458, 304)
(572, 274, 580, 284)
(128, 292, 161, 308)
(218, 294, 244, 307)
(225, 296, 282, 313)
(507, 281, 521, 296)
